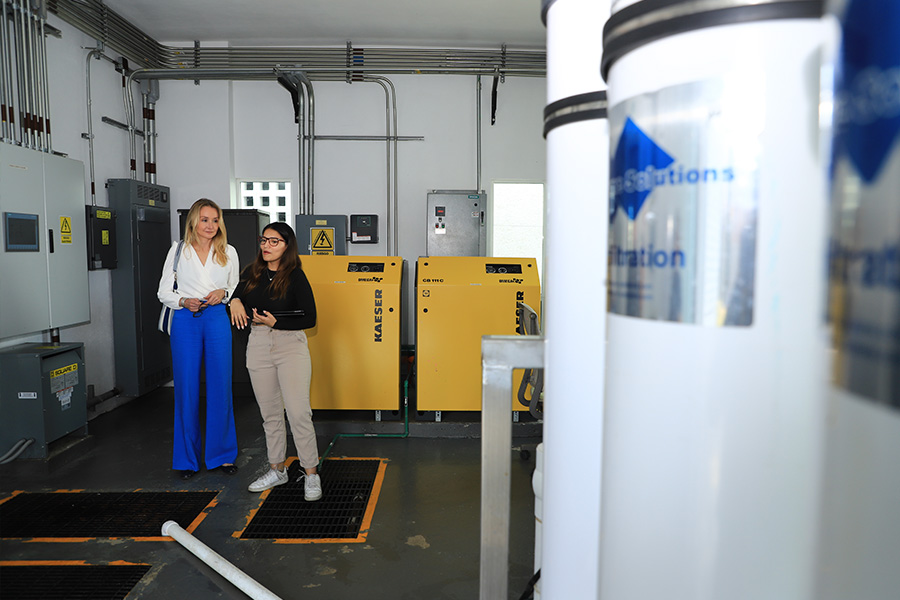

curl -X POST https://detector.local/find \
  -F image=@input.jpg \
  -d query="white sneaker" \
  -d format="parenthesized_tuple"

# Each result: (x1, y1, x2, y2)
(248, 468, 288, 492)
(303, 473, 322, 501)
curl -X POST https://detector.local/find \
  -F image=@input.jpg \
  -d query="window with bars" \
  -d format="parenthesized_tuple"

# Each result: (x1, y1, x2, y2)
(235, 180, 293, 225)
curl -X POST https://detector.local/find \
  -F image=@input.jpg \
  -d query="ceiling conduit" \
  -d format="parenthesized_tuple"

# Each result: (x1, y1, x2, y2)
(48, 0, 545, 77)
(126, 67, 403, 256)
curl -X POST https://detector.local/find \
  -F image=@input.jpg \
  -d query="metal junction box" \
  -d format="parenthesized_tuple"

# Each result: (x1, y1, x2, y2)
(416, 256, 541, 412)
(0, 342, 87, 459)
(426, 190, 486, 257)
(302, 255, 402, 410)
(296, 214, 347, 256)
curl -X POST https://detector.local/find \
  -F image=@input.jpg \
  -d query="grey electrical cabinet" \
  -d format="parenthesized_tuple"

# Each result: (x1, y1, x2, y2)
(0, 143, 90, 338)
(426, 190, 486, 257)
(296, 214, 347, 255)
(0, 342, 87, 459)
(108, 179, 172, 397)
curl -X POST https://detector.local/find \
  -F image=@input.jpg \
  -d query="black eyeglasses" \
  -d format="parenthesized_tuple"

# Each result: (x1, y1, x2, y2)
(193, 302, 208, 318)
(259, 236, 285, 247)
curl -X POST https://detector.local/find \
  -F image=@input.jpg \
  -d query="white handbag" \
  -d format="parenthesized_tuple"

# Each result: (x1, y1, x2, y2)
(158, 241, 184, 335)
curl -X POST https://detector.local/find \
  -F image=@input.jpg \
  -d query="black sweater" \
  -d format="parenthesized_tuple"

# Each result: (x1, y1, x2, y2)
(232, 267, 317, 331)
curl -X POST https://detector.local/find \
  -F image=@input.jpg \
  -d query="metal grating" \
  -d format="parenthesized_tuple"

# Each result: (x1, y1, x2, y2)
(0, 564, 150, 600)
(0, 491, 217, 538)
(241, 459, 382, 540)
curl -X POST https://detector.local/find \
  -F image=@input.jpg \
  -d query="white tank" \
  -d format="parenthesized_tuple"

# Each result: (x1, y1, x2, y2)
(600, 1, 831, 599)
(541, 0, 611, 598)
(817, 1, 900, 598)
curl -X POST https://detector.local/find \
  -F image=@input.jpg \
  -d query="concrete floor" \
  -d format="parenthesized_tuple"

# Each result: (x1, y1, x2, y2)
(0, 387, 540, 599)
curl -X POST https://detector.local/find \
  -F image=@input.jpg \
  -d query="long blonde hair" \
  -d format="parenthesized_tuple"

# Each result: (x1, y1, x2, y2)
(183, 198, 228, 266)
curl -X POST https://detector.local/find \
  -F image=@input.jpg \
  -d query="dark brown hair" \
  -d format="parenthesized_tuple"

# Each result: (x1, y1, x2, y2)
(241, 221, 301, 299)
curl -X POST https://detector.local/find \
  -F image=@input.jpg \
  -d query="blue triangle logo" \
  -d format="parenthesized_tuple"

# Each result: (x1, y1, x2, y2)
(835, 1, 900, 182)
(611, 117, 675, 221)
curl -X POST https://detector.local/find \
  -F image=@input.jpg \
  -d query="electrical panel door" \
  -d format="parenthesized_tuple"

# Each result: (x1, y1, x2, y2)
(426, 190, 486, 257)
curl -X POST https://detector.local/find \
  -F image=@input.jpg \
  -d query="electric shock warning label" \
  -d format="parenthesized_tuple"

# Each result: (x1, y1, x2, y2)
(608, 80, 760, 326)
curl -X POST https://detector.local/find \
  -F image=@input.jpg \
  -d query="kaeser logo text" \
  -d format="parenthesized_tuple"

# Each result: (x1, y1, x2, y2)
(374, 289, 384, 342)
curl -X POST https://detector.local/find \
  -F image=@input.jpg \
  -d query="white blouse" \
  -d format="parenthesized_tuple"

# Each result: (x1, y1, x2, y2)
(157, 241, 240, 310)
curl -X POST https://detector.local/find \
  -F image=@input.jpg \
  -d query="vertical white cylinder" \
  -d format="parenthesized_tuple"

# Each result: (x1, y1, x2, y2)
(600, 2, 830, 599)
(817, 1, 900, 598)
(541, 1, 611, 598)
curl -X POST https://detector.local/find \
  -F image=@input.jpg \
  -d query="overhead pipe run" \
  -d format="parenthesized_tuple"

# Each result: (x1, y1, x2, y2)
(49, 0, 545, 78)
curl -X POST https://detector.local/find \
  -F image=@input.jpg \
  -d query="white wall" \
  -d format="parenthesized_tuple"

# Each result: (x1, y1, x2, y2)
(2, 14, 546, 395)
(158, 72, 546, 343)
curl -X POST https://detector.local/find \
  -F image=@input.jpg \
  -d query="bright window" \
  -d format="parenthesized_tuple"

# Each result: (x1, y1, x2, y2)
(235, 180, 291, 223)
(491, 183, 544, 279)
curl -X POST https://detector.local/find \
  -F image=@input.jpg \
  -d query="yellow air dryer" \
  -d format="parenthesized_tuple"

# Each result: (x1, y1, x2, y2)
(302, 255, 401, 411)
(416, 256, 541, 412)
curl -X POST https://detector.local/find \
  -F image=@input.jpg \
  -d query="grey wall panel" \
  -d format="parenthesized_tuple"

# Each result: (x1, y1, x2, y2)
(0, 144, 50, 338)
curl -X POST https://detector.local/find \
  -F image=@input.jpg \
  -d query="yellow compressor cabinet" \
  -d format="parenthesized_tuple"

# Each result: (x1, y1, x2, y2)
(416, 256, 541, 412)
(302, 255, 401, 410)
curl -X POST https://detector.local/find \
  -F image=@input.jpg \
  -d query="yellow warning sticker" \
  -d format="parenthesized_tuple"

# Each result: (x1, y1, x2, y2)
(96, 210, 112, 220)
(60, 216, 73, 244)
(50, 363, 78, 378)
(311, 227, 335, 256)
(102, 230, 110, 245)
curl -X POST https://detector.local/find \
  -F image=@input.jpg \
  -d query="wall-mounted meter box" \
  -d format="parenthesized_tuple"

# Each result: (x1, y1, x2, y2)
(350, 214, 378, 244)
(86, 205, 116, 270)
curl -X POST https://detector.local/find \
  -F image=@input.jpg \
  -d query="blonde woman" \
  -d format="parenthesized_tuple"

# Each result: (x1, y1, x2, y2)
(157, 198, 240, 480)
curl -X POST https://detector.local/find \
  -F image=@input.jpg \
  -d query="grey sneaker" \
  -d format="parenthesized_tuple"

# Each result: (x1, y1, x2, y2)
(248, 468, 288, 492)
(303, 473, 322, 501)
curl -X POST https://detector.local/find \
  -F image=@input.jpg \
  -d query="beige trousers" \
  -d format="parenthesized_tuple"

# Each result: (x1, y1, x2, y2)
(246, 326, 319, 469)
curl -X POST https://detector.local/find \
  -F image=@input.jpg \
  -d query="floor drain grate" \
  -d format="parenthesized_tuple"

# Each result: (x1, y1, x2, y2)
(0, 491, 218, 539)
(0, 563, 150, 600)
(241, 458, 385, 541)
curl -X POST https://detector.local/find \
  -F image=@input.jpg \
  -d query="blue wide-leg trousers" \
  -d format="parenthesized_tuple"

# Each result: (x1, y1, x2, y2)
(170, 303, 237, 470)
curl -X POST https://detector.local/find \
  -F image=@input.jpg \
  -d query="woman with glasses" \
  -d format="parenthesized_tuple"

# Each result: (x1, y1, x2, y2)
(228, 222, 322, 501)
(157, 198, 240, 480)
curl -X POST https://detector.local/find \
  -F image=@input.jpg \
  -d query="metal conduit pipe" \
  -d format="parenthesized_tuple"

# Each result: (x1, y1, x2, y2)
(298, 72, 315, 215)
(141, 92, 150, 182)
(364, 76, 394, 254)
(476, 75, 482, 192)
(49, 3, 545, 76)
(35, 7, 46, 150)
(39, 15, 50, 148)
(21, 2, 35, 149)
(161, 521, 282, 600)
(84, 47, 119, 203)
(26, 7, 40, 150)
(3, 1, 19, 145)
(14, 2, 28, 147)
(0, 2, 9, 143)
(84, 48, 100, 203)
(362, 75, 400, 256)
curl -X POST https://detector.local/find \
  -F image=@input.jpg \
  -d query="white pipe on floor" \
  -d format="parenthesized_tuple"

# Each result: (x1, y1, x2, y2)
(161, 520, 282, 600)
